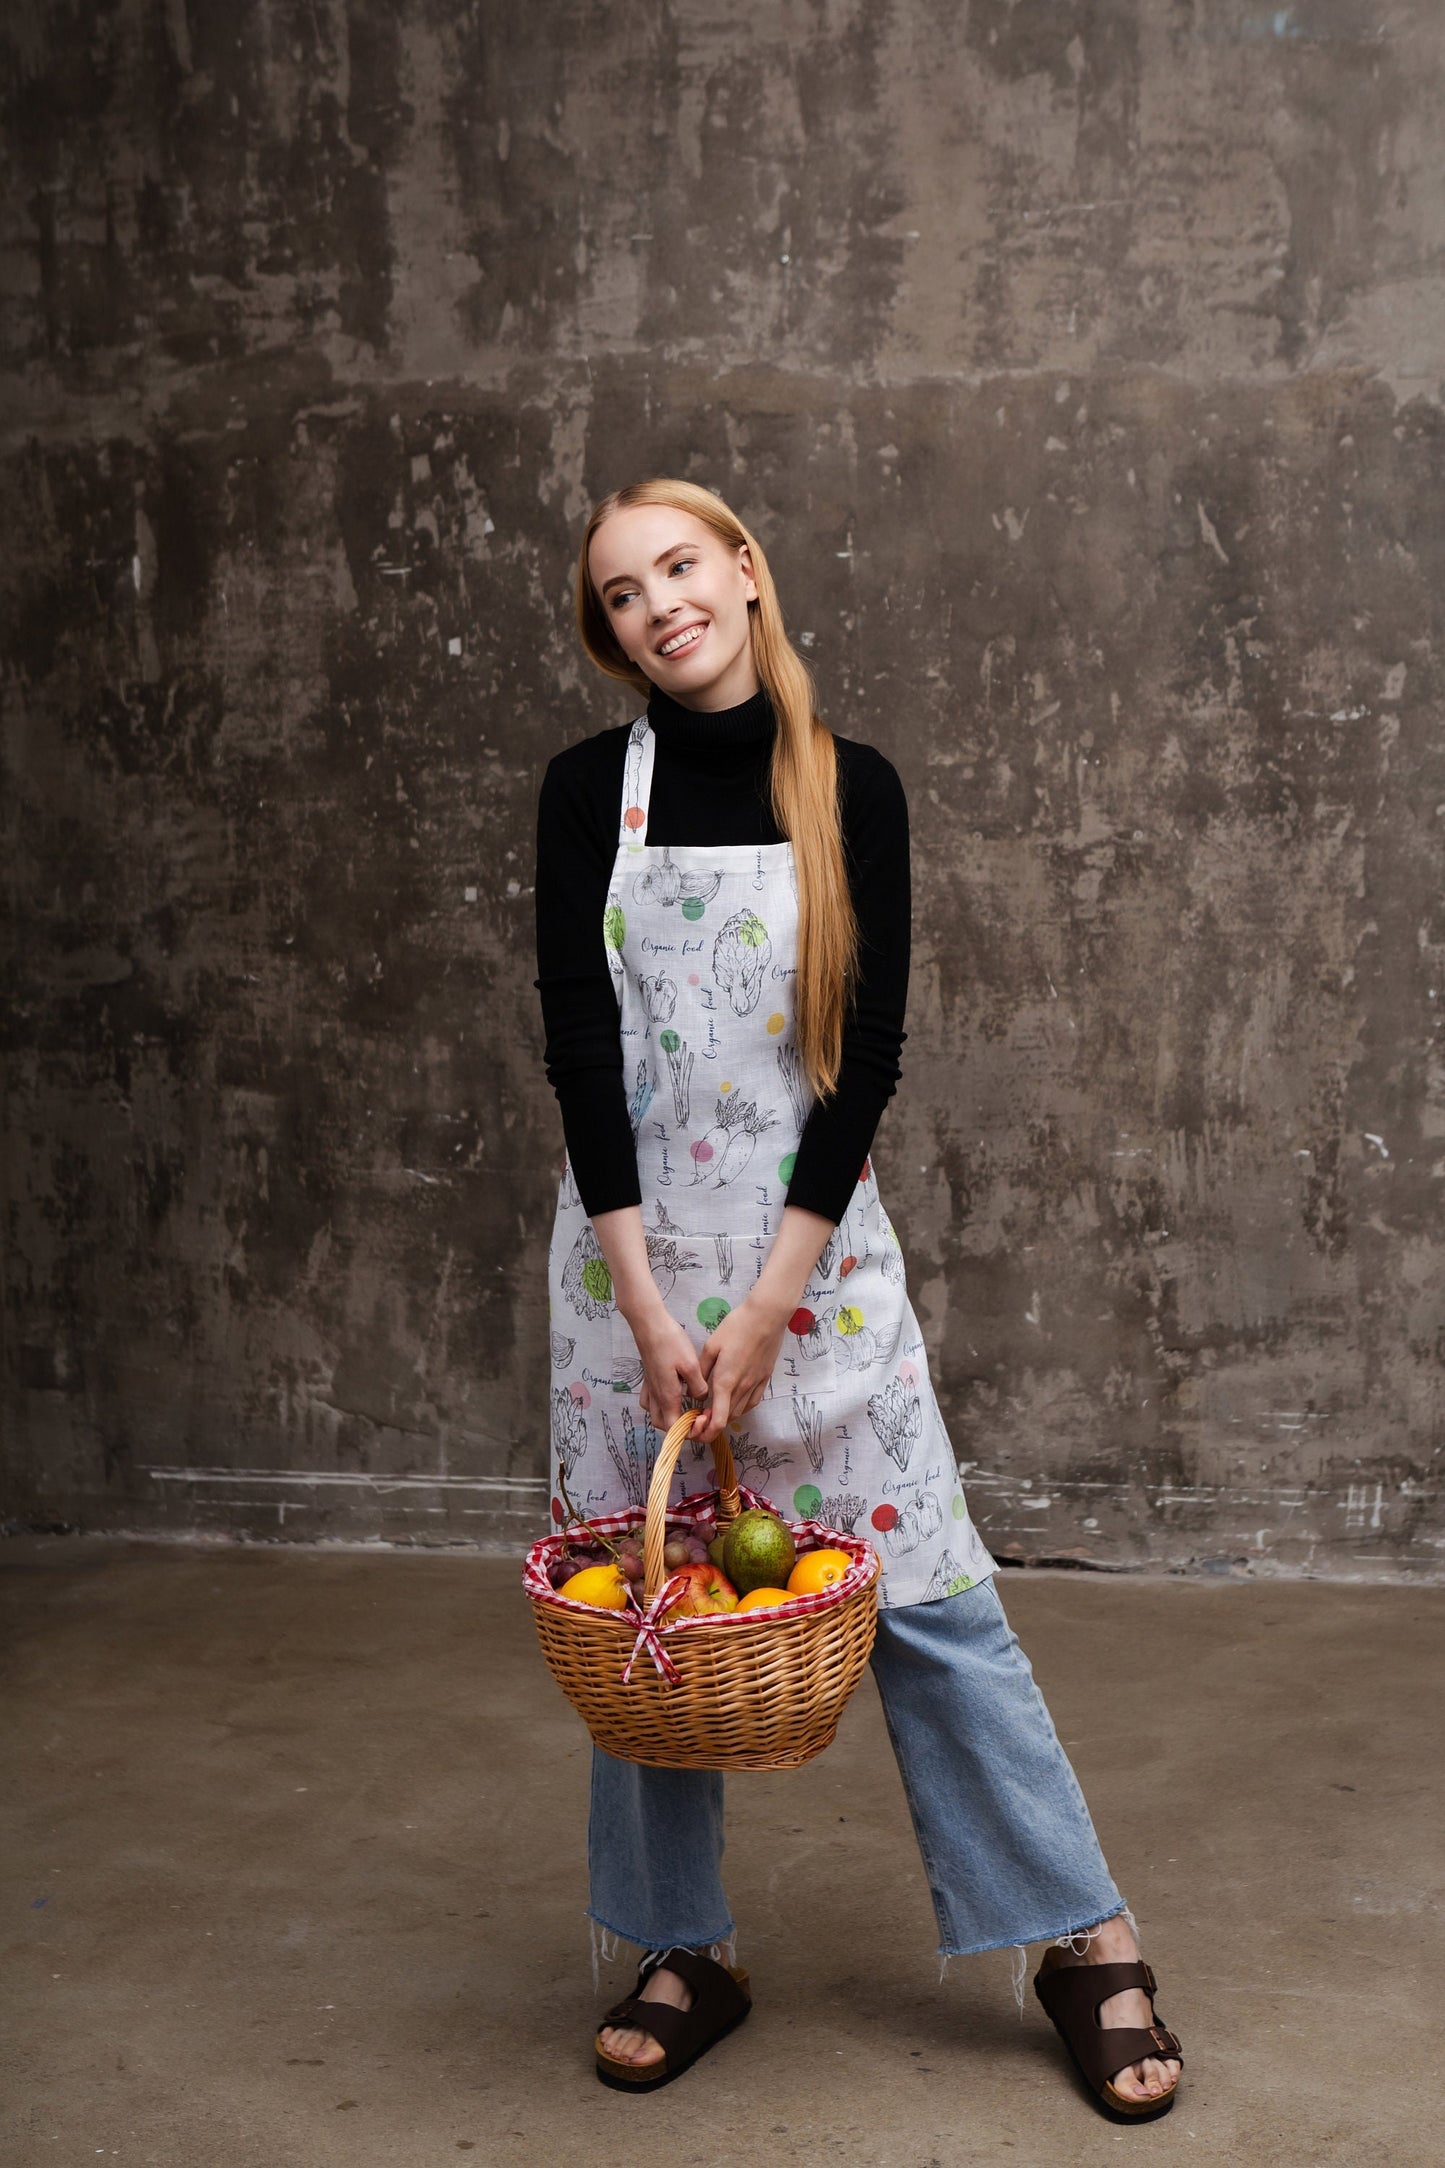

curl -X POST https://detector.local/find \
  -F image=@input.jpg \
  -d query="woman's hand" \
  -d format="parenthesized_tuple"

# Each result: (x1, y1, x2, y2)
(631, 1305, 709, 1433)
(691, 1293, 788, 1447)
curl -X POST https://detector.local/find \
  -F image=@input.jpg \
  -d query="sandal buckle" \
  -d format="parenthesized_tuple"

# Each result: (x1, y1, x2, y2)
(1148, 2025, 1180, 2058)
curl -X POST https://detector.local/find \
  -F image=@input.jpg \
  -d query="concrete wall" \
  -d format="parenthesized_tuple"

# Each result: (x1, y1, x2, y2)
(3, 1, 1441, 1575)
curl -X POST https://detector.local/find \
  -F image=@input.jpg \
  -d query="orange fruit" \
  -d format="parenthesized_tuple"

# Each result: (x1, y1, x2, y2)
(558, 1563, 630, 1610)
(733, 1587, 795, 1613)
(787, 1548, 851, 1596)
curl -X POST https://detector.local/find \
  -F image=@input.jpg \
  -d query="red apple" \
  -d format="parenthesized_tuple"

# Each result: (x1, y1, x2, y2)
(660, 1561, 738, 1619)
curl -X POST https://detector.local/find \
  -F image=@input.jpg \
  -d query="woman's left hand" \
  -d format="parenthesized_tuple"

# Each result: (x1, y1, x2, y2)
(692, 1294, 788, 1445)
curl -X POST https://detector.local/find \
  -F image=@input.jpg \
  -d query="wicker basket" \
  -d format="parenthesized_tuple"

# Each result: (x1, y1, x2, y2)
(525, 1408, 881, 1770)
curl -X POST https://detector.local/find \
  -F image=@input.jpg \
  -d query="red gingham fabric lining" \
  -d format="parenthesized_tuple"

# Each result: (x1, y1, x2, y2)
(523, 1484, 880, 1685)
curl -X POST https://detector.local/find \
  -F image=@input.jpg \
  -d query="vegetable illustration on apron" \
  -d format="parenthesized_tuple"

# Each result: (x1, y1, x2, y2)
(547, 717, 996, 1609)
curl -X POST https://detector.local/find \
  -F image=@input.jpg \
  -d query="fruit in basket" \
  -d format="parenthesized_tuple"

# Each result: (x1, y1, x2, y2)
(787, 1548, 851, 1596)
(659, 1561, 738, 1619)
(734, 1587, 795, 1613)
(663, 1536, 690, 1571)
(707, 1532, 729, 1571)
(558, 1563, 630, 1610)
(723, 1509, 797, 1595)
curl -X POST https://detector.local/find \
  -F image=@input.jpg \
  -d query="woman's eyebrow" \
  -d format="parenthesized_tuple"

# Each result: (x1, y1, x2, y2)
(600, 542, 699, 594)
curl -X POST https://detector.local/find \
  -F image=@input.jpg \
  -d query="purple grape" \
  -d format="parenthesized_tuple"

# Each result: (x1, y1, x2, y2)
(619, 1553, 645, 1583)
(683, 1535, 710, 1564)
(663, 1537, 689, 1571)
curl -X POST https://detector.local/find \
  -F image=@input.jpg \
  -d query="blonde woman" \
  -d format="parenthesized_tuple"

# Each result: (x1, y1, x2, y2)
(533, 479, 1184, 2121)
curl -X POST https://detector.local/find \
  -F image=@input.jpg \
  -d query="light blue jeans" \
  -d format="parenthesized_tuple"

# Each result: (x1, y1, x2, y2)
(588, 1575, 1127, 1960)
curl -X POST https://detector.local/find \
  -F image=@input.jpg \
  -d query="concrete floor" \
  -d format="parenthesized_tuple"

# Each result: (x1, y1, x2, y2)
(2, 1544, 1440, 2168)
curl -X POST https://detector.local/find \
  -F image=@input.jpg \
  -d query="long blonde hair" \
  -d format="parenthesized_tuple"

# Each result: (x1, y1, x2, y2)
(575, 479, 860, 1102)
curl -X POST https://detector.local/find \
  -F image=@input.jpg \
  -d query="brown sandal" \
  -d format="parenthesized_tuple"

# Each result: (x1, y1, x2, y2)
(1033, 1945, 1184, 2122)
(594, 1945, 752, 2092)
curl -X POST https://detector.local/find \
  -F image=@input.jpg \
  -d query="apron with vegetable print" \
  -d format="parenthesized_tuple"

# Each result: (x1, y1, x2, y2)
(546, 716, 996, 1609)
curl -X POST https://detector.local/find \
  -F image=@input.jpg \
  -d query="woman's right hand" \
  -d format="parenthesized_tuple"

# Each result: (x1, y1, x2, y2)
(629, 1305, 709, 1431)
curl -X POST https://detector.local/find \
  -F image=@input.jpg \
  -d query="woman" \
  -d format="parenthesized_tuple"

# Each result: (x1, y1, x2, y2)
(533, 478, 1184, 2121)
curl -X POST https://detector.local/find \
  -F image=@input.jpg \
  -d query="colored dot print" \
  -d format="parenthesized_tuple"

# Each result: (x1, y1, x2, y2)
(659, 1029, 680, 1053)
(946, 1573, 974, 1596)
(551, 1496, 566, 1525)
(697, 1296, 731, 1330)
(788, 1307, 815, 1336)
(569, 1381, 591, 1409)
(766, 1012, 785, 1035)
(835, 1304, 864, 1336)
(898, 1361, 918, 1384)
(794, 1484, 823, 1519)
(778, 1152, 797, 1183)
(681, 896, 706, 921)
(871, 1503, 899, 1533)
(623, 805, 646, 832)
(687, 973, 700, 986)
(581, 1257, 613, 1304)
(839, 1254, 857, 1277)
(691, 1139, 714, 1165)
(719, 1079, 733, 1093)
(952, 1494, 967, 1520)
(603, 905, 625, 949)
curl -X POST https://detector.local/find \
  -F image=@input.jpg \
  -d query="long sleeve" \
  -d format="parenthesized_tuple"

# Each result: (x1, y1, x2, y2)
(533, 740, 642, 1217)
(783, 745, 910, 1226)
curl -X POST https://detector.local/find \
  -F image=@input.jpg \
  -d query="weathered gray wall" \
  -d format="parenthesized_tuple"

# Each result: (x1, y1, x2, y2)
(3, 1, 1442, 1574)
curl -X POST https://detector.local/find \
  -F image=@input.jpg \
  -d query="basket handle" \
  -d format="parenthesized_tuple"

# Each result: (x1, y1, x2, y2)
(643, 1408, 742, 1606)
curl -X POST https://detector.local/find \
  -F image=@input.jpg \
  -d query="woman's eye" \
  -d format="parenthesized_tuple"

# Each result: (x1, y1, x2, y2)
(671, 559, 694, 574)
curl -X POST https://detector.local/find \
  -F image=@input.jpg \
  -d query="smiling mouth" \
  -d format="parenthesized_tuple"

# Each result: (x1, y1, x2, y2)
(657, 621, 708, 658)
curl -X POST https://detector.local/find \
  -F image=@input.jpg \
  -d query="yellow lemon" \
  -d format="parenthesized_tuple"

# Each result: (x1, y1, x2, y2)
(559, 1563, 629, 1610)
(787, 1549, 851, 1596)
(733, 1587, 796, 1613)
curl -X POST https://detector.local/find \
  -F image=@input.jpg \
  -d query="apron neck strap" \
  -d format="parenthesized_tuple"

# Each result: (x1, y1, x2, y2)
(618, 716, 655, 848)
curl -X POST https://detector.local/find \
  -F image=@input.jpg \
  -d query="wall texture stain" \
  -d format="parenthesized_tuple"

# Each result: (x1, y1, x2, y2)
(2, 1, 1441, 1575)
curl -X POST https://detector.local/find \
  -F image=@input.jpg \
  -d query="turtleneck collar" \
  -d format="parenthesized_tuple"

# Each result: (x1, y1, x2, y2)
(646, 678, 776, 746)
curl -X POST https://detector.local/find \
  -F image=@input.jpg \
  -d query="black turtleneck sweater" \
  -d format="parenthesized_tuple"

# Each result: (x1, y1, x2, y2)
(533, 683, 911, 1227)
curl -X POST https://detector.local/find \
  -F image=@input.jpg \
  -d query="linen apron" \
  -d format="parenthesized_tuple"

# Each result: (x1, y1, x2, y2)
(546, 716, 996, 1610)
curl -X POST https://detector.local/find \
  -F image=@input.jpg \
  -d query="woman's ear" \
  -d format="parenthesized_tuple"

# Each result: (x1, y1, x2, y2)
(736, 543, 759, 602)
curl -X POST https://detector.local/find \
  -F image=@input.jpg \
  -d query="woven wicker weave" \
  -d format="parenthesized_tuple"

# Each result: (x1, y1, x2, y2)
(527, 1408, 881, 1770)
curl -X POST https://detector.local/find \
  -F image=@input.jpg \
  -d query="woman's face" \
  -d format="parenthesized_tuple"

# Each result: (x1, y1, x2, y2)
(588, 503, 760, 711)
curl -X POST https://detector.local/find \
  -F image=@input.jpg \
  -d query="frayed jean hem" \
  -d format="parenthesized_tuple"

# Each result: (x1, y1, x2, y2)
(935, 1898, 1130, 1963)
(584, 1903, 737, 1952)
